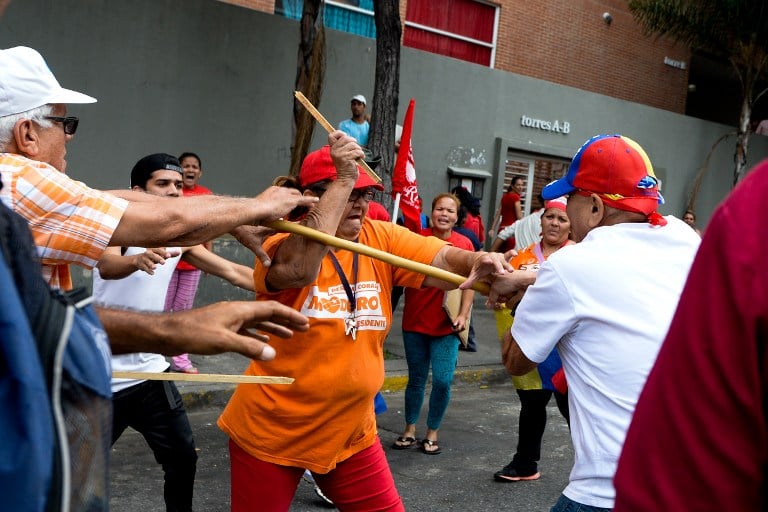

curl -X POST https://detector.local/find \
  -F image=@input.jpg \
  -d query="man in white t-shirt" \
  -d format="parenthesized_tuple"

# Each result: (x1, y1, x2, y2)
(484, 134, 700, 511)
(93, 153, 256, 512)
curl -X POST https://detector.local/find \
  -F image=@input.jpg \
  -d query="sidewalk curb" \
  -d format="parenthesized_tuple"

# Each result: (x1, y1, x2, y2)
(179, 365, 510, 411)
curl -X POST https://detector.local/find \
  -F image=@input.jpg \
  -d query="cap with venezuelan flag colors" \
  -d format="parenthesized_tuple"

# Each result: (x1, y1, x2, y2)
(543, 134, 664, 222)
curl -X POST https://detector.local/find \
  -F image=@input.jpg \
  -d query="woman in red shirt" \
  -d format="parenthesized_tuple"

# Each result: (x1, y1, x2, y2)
(489, 176, 525, 246)
(392, 193, 475, 455)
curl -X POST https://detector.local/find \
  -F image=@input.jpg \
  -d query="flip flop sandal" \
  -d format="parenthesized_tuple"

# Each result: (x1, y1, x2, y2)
(392, 436, 417, 449)
(420, 439, 442, 455)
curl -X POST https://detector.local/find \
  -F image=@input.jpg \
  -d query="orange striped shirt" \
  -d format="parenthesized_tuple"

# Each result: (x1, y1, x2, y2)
(0, 153, 128, 290)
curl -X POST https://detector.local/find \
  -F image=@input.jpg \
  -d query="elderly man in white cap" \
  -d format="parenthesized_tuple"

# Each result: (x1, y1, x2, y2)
(0, 45, 315, 358)
(339, 93, 370, 146)
(0, 45, 316, 512)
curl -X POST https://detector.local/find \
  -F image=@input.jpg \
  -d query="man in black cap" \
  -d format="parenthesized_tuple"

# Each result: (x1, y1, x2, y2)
(94, 153, 259, 512)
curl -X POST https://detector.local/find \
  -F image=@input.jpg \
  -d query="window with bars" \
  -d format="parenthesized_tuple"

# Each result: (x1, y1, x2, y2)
(403, 0, 499, 67)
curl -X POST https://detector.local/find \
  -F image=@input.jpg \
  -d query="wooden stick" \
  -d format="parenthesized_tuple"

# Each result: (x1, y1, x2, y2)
(265, 220, 490, 294)
(113, 371, 294, 385)
(294, 90, 382, 184)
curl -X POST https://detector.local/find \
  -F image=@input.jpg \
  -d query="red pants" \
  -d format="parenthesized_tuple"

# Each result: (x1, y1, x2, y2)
(229, 438, 404, 512)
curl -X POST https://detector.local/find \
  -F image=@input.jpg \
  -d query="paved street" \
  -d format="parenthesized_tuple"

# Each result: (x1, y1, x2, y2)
(110, 381, 573, 511)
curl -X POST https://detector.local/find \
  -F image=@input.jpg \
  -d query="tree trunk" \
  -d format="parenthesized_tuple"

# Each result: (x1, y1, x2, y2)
(686, 132, 732, 212)
(370, 0, 402, 207)
(291, 0, 325, 177)
(0, 0, 11, 18)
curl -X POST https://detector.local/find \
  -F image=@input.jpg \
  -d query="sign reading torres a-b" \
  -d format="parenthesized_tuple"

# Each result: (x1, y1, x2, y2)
(521, 115, 571, 134)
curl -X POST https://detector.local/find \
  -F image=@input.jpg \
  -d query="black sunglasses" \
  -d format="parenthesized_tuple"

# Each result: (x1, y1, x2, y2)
(44, 116, 79, 135)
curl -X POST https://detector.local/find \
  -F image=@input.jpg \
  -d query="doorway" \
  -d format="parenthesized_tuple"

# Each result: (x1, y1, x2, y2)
(503, 152, 570, 215)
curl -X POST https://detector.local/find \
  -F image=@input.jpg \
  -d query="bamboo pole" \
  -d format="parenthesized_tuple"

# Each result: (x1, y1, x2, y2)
(294, 90, 382, 183)
(265, 219, 490, 294)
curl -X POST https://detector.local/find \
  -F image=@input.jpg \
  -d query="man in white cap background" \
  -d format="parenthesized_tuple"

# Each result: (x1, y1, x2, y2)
(0, 45, 315, 356)
(464, 134, 701, 511)
(339, 93, 370, 147)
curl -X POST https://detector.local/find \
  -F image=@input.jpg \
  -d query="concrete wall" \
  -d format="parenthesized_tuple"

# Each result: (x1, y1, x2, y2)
(3, 0, 767, 296)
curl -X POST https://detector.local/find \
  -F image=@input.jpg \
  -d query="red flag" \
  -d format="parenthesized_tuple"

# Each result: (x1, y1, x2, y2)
(391, 99, 421, 233)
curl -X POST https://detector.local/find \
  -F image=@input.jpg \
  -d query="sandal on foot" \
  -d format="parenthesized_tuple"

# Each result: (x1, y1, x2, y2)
(392, 436, 418, 449)
(420, 439, 442, 455)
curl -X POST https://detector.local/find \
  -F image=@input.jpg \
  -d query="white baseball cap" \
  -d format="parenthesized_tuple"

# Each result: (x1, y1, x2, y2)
(0, 46, 96, 118)
(351, 94, 366, 105)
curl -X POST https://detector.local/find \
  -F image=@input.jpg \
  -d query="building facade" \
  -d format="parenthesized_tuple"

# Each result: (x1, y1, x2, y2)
(212, 0, 704, 217)
(222, 0, 691, 114)
(1, 0, 764, 251)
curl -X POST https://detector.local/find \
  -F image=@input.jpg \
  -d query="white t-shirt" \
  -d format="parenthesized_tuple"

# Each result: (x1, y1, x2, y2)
(93, 247, 182, 393)
(512, 216, 700, 508)
(497, 209, 543, 250)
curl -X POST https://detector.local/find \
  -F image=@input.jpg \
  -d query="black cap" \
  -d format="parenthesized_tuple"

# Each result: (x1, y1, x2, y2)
(130, 153, 182, 188)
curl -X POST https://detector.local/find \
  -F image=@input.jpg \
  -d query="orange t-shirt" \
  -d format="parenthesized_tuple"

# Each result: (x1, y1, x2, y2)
(218, 220, 447, 473)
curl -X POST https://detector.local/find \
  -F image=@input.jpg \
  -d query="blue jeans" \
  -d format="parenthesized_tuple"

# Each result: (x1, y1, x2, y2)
(402, 331, 459, 429)
(550, 494, 612, 512)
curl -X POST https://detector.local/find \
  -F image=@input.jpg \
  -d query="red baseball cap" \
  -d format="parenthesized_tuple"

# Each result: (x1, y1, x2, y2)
(543, 134, 664, 216)
(299, 145, 384, 191)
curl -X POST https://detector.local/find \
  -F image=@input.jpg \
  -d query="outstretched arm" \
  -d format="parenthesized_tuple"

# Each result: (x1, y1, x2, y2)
(109, 186, 318, 249)
(99, 301, 310, 360)
(181, 245, 255, 291)
(96, 246, 180, 279)
(424, 246, 511, 290)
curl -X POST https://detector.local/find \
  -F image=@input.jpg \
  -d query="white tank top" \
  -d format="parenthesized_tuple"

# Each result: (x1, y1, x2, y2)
(93, 247, 182, 393)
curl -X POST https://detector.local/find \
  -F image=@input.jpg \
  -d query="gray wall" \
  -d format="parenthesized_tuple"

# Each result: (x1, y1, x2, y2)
(3, 0, 767, 296)
(3, 0, 766, 223)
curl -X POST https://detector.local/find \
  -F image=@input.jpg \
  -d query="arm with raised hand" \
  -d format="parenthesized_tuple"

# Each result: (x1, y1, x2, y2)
(264, 131, 364, 290)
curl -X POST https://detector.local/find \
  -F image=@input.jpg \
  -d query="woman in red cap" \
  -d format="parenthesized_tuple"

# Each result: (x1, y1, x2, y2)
(218, 132, 508, 512)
